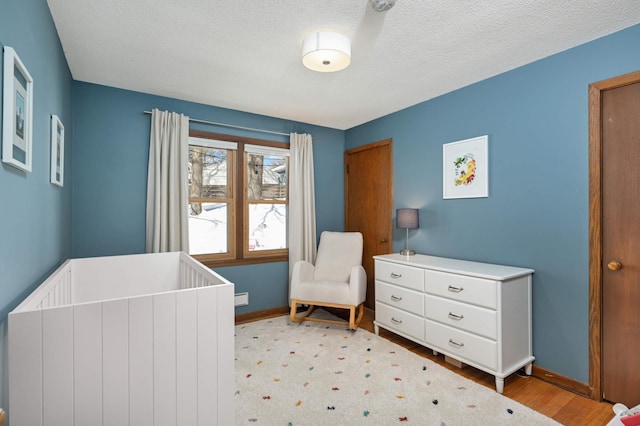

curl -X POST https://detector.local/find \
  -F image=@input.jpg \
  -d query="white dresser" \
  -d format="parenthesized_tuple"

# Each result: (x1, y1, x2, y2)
(373, 253, 534, 393)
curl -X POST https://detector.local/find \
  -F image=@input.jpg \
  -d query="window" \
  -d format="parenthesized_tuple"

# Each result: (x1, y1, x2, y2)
(187, 132, 289, 266)
(187, 139, 235, 258)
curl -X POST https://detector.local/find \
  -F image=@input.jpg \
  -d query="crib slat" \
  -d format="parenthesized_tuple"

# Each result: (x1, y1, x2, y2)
(197, 287, 218, 425)
(65, 271, 72, 303)
(180, 261, 189, 289)
(43, 307, 74, 426)
(74, 303, 103, 425)
(154, 293, 177, 426)
(215, 283, 236, 426)
(9, 310, 43, 426)
(103, 299, 130, 426)
(54, 284, 60, 307)
(176, 290, 198, 426)
(129, 296, 154, 426)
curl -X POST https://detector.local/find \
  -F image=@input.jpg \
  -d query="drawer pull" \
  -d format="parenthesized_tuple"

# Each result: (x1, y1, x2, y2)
(447, 285, 464, 293)
(391, 317, 403, 325)
(390, 295, 403, 302)
(448, 339, 464, 348)
(390, 272, 402, 279)
(448, 312, 464, 320)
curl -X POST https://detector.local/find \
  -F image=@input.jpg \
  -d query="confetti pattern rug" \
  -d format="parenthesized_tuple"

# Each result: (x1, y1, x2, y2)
(235, 310, 560, 426)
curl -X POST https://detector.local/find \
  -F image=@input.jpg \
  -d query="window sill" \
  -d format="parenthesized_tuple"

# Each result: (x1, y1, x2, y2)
(194, 254, 288, 268)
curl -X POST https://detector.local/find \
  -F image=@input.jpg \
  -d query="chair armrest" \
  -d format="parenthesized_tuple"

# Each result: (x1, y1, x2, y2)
(349, 265, 367, 305)
(290, 260, 316, 301)
(291, 260, 315, 285)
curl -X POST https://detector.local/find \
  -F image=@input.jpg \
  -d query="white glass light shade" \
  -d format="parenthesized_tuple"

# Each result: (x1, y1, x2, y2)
(302, 32, 351, 73)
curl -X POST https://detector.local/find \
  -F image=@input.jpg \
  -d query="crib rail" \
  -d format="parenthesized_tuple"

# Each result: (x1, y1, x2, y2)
(16, 253, 224, 313)
(14, 260, 73, 312)
(179, 252, 227, 289)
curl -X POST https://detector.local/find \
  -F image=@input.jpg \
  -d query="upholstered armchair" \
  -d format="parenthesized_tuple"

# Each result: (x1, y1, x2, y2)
(289, 231, 367, 330)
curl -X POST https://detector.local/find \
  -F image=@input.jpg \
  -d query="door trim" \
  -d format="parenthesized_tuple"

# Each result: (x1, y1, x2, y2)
(588, 70, 640, 401)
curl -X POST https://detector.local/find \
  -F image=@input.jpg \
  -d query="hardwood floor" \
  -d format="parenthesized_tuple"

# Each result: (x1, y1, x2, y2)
(237, 307, 615, 425)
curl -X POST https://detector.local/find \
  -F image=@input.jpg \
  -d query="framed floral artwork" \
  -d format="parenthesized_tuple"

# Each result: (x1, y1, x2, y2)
(443, 135, 488, 199)
(2, 46, 33, 172)
(50, 115, 64, 186)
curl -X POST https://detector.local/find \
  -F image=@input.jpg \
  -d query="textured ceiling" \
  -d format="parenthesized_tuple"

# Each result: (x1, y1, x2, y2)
(47, 0, 640, 130)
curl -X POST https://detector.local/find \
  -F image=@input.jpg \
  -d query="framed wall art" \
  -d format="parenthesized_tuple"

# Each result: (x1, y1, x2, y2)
(443, 135, 489, 199)
(50, 114, 64, 186)
(2, 46, 33, 172)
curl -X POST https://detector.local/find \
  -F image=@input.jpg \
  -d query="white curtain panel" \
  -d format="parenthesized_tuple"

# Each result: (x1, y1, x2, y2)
(288, 133, 317, 298)
(145, 109, 190, 253)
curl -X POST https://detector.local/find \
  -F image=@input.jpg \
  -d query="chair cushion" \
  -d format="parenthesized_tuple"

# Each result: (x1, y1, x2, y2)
(313, 231, 363, 282)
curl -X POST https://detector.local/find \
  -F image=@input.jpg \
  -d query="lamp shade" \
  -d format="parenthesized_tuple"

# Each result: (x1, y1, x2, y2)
(302, 31, 351, 72)
(396, 208, 419, 229)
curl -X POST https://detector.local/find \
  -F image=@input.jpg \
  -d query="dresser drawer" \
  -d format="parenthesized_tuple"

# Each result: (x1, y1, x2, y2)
(376, 281, 424, 316)
(424, 294, 497, 340)
(424, 269, 497, 309)
(375, 260, 424, 291)
(375, 302, 425, 342)
(425, 319, 497, 371)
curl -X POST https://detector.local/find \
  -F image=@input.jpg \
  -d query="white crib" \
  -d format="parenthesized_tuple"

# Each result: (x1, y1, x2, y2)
(8, 252, 234, 426)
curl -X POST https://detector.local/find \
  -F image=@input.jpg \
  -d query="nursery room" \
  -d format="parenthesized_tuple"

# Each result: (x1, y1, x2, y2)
(1, 0, 640, 425)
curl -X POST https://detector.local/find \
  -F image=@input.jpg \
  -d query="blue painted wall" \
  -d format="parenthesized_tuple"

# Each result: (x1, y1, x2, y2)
(72, 82, 345, 313)
(0, 0, 73, 414)
(345, 24, 640, 384)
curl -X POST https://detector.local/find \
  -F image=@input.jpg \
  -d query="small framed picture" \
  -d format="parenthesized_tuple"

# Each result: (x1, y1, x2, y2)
(2, 46, 33, 172)
(443, 135, 489, 199)
(50, 115, 64, 186)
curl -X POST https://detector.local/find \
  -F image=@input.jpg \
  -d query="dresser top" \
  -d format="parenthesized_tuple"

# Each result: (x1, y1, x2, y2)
(373, 253, 534, 281)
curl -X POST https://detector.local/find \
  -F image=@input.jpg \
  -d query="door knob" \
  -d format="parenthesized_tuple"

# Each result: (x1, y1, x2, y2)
(607, 261, 622, 271)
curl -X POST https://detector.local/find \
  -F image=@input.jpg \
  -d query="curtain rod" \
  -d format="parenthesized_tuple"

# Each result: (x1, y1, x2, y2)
(143, 110, 290, 137)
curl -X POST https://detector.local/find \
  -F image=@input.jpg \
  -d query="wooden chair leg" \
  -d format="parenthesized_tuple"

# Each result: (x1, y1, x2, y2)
(290, 300, 315, 323)
(289, 300, 298, 323)
(355, 303, 364, 328)
(349, 305, 356, 330)
(348, 304, 365, 330)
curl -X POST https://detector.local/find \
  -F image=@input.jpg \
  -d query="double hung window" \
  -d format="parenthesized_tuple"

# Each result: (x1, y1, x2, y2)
(187, 132, 289, 266)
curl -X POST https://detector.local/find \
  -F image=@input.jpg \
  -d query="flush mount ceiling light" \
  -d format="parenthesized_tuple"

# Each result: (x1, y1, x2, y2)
(302, 31, 351, 73)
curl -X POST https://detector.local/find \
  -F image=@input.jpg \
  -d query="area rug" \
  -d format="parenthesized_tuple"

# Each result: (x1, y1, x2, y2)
(235, 310, 560, 425)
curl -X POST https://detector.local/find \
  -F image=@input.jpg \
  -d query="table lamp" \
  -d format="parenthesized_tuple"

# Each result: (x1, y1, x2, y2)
(396, 208, 419, 256)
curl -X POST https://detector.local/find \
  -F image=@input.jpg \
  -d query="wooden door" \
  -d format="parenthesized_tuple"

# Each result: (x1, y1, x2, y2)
(345, 139, 393, 310)
(601, 80, 640, 406)
(589, 70, 640, 406)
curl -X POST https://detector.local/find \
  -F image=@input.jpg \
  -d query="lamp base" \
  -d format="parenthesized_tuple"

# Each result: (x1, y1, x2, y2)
(399, 249, 416, 256)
